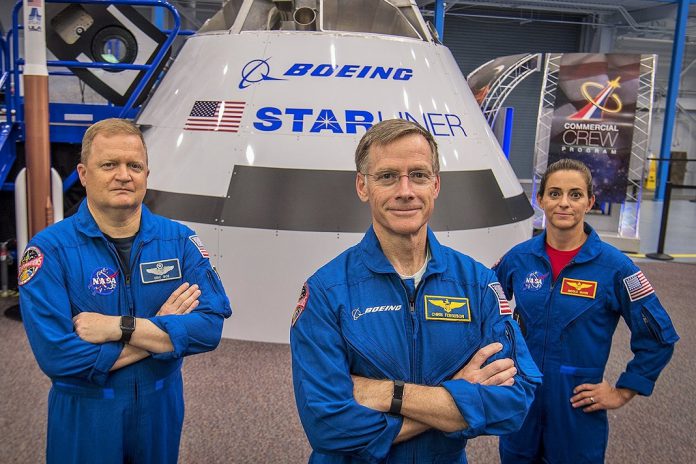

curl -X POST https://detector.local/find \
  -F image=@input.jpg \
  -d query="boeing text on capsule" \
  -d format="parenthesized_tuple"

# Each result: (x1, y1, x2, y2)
(239, 59, 414, 89)
(284, 63, 413, 80)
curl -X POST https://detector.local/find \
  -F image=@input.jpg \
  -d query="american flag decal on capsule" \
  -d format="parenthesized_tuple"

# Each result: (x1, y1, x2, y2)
(184, 100, 245, 133)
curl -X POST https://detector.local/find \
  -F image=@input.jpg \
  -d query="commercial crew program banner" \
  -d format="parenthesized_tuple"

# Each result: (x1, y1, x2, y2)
(547, 54, 642, 204)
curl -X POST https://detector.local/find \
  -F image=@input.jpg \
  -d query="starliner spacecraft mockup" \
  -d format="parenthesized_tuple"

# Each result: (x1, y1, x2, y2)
(136, 0, 534, 343)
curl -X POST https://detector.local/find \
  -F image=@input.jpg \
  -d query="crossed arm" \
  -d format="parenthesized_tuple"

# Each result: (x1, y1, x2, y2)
(72, 282, 201, 371)
(352, 342, 517, 442)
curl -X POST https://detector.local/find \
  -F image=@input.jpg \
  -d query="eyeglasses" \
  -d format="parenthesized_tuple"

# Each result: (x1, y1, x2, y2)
(362, 170, 436, 187)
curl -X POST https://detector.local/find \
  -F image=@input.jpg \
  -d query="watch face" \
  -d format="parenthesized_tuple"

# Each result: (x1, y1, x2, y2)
(120, 316, 136, 331)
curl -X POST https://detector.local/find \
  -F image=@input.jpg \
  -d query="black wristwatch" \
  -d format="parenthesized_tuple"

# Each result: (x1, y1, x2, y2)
(389, 380, 405, 415)
(119, 316, 136, 344)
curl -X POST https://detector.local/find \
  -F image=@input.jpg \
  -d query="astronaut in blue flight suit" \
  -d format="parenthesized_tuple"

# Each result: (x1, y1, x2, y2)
(290, 119, 542, 464)
(494, 159, 678, 464)
(18, 118, 231, 464)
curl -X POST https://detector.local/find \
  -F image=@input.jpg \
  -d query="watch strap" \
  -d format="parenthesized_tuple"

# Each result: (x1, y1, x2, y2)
(389, 380, 405, 415)
(119, 316, 135, 344)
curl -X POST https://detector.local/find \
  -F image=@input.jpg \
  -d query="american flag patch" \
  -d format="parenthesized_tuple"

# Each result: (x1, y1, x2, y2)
(292, 283, 309, 327)
(489, 282, 512, 315)
(189, 235, 210, 259)
(623, 271, 655, 302)
(184, 100, 245, 133)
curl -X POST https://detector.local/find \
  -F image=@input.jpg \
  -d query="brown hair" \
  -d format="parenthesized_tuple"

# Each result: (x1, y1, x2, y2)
(81, 118, 147, 164)
(538, 158, 594, 198)
(354, 119, 439, 174)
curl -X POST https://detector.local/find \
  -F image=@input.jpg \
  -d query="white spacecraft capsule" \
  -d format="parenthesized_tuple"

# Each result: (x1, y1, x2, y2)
(136, 0, 533, 343)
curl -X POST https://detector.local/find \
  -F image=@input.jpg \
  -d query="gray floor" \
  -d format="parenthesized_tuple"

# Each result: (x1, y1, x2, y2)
(2, 260, 695, 463)
(637, 199, 696, 257)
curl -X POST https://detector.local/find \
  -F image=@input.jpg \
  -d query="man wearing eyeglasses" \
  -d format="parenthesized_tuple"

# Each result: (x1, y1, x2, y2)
(290, 118, 541, 463)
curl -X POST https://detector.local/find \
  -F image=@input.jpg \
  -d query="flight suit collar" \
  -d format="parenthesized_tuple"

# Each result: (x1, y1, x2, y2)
(359, 225, 447, 277)
(531, 222, 602, 264)
(74, 199, 157, 241)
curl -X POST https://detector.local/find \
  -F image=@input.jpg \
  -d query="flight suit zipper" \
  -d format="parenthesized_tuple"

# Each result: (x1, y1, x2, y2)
(540, 258, 575, 371)
(104, 238, 143, 317)
(105, 240, 134, 317)
(104, 238, 139, 400)
(641, 309, 664, 343)
(400, 281, 420, 381)
(399, 277, 419, 463)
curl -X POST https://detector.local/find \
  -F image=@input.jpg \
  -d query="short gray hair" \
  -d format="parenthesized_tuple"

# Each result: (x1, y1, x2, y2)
(81, 118, 147, 164)
(354, 119, 439, 174)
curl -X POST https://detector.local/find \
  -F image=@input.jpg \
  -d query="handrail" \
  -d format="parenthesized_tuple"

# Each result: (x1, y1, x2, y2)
(10, 0, 181, 121)
(0, 35, 9, 108)
(3, 30, 14, 125)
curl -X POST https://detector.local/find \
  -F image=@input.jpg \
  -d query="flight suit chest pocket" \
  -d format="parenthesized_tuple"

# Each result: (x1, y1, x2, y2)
(421, 323, 483, 385)
(557, 288, 606, 332)
(68, 265, 121, 316)
(341, 306, 410, 380)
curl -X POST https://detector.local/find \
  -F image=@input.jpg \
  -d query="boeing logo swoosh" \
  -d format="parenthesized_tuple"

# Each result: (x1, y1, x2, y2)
(239, 58, 285, 89)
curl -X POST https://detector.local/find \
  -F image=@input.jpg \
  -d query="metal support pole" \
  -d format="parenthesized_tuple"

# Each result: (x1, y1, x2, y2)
(0, 242, 9, 297)
(655, 0, 689, 200)
(502, 107, 514, 159)
(646, 161, 674, 261)
(23, 0, 53, 237)
(645, 182, 674, 260)
(434, 0, 445, 40)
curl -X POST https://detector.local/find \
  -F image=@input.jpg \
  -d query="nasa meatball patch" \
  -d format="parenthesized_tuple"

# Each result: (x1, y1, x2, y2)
(523, 271, 548, 291)
(18, 246, 44, 286)
(88, 267, 119, 296)
(291, 283, 309, 327)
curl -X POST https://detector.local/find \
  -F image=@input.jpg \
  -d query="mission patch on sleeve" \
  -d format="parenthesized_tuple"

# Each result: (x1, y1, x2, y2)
(18, 246, 44, 286)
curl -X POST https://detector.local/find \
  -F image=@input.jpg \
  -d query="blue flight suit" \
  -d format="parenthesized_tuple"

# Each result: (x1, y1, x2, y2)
(290, 226, 542, 463)
(494, 223, 678, 464)
(19, 201, 232, 464)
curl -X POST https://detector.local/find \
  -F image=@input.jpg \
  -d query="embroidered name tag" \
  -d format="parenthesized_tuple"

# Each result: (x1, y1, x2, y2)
(425, 295, 471, 322)
(140, 259, 182, 284)
(560, 278, 597, 299)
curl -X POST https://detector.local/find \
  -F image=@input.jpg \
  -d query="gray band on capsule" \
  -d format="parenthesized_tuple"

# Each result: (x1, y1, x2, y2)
(145, 165, 532, 232)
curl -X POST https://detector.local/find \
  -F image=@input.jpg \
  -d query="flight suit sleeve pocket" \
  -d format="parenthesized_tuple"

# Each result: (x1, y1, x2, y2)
(640, 301, 679, 345)
(503, 320, 541, 382)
